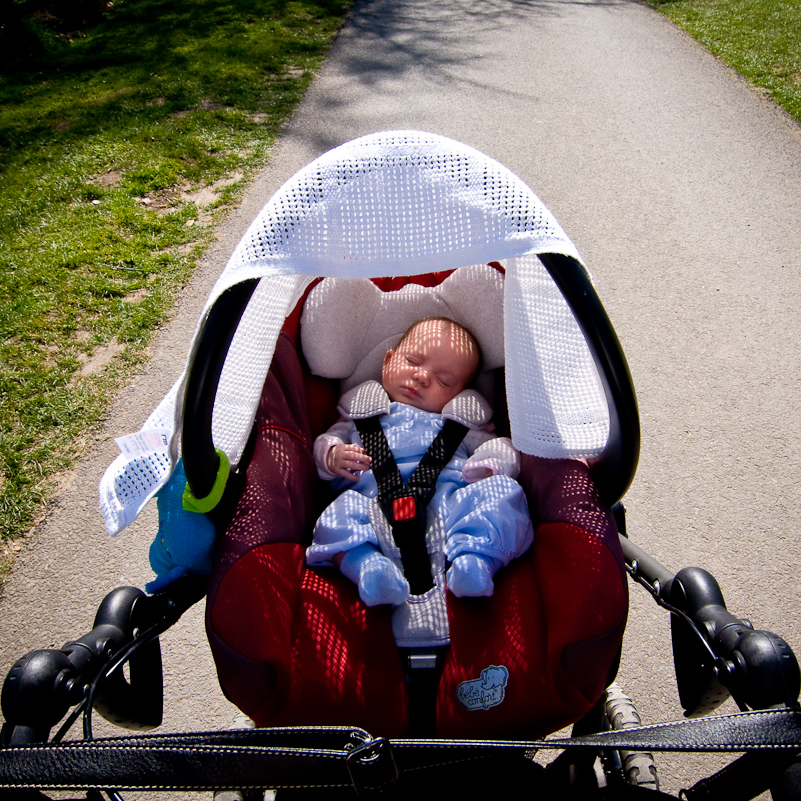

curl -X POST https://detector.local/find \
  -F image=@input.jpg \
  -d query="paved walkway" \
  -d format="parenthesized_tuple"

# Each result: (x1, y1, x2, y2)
(2, 0, 800, 794)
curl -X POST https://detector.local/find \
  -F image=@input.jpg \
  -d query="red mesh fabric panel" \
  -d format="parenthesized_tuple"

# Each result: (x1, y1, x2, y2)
(210, 527, 623, 736)
(209, 543, 304, 719)
(537, 522, 627, 710)
(206, 330, 322, 719)
(520, 455, 619, 552)
(273, 567, 409, 733)
(438, 549, 548, 738)
(304, 371, 340, 440)
(209, 331, 318, 573)
(438, 522, 626, 738)
(210, 543, 409, 731)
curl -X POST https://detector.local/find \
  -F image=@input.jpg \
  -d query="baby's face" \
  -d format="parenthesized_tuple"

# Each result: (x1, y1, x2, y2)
(381, 319, 479, 413)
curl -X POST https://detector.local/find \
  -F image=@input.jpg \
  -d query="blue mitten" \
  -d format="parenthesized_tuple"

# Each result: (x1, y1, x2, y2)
(147, 460, 216, 593)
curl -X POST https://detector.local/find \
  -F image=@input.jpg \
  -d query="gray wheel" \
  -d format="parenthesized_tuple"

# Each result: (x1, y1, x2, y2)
(605, 683, 660, 790)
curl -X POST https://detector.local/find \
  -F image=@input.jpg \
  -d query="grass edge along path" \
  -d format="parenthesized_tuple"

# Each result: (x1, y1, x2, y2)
(0, 0, 352, 582)
(645, 0, 801, 126)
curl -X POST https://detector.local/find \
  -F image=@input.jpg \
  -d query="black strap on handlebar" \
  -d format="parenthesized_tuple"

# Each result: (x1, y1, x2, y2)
(354, 416, 467, 595)
(2, 709, 800, 792)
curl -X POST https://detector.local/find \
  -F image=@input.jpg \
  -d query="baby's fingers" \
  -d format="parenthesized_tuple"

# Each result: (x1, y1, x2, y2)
(329, 445, 371, 480)
(342, 455, 371, 474)
(343, 447, 371, 465)
(344, 444, 370, 458)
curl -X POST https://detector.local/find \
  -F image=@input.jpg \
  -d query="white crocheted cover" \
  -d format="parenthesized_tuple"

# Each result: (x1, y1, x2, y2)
(99, 131, 608, 536)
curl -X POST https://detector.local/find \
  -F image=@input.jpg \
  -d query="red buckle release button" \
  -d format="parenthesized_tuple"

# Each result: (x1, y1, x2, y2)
(392, 496, 416, 522)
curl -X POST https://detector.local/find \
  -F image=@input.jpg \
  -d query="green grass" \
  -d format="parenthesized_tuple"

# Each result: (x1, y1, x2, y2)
(645, 0, 801, 124)
(0, 0, 351, 546)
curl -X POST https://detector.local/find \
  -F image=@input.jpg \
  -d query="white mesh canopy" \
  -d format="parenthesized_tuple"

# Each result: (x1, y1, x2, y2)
(99, 131, 609, 536)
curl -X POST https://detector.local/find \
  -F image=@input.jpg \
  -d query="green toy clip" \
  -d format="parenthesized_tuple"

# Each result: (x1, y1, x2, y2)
(182, 448, 230, 514)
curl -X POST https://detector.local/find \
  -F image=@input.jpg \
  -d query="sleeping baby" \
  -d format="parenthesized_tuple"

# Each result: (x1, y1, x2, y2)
(306, 316, 534, 606)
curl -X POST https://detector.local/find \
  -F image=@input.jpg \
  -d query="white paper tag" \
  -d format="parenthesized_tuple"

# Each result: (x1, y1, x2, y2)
(115, 429, 171, 458)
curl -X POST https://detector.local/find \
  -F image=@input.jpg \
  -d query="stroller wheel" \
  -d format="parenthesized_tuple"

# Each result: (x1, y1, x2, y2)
(604, 683, 660, 791)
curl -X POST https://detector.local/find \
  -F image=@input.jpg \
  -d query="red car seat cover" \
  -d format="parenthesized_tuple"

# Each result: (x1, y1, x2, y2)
(206, 270, 627, 737)
(209, 521, 625, 735)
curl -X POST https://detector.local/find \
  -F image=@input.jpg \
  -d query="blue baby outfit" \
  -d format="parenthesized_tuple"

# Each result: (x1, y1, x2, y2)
(306, 386, 534, 578)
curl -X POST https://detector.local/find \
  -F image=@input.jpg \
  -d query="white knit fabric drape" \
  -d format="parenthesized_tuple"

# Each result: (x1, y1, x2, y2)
(99, 131, 608, 536)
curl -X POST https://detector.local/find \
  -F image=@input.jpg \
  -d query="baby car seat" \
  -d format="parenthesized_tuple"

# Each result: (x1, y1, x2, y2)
(99, 131, 639, 740)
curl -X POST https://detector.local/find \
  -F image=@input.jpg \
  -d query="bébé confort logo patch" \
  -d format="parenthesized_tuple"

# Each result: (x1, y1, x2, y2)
(457, 665, 508, 711)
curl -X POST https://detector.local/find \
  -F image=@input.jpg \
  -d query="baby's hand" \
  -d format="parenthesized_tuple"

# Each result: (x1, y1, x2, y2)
(327, 444, 372, 481)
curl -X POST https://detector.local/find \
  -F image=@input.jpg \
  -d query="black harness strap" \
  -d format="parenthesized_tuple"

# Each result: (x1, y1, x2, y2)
(3, 710, 801, 792)
(354, 416, 468, 595)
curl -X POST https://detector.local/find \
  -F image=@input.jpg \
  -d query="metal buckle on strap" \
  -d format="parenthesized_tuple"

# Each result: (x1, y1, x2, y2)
(346, 737, 398, 795)
(402, 648, 442, 738)
(407, 650, 439, 670)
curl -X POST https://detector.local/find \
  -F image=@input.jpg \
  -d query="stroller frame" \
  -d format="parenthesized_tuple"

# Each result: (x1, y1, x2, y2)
(1, 131, 800, 799)
(2, 518, 799, 799)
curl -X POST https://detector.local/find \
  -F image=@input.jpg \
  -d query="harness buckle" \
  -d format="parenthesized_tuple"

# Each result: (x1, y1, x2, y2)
(346, 737, 398, 795)
(392, 495, 417, 522)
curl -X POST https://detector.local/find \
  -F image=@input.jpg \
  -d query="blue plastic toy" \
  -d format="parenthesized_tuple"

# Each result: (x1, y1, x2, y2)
(147, 460, 216, 593)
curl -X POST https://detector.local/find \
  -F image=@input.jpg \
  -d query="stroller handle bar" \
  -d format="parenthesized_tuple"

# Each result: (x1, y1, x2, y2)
(620, 531, 801, 714)
(1, 578, 207, 744)
(181, 258, 640, 507)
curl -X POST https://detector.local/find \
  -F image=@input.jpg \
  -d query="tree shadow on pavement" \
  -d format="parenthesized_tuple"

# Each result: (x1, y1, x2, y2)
(294, 0, 634, 154)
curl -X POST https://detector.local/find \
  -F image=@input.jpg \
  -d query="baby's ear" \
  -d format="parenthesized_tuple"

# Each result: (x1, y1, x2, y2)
(382, 349, 394, 367)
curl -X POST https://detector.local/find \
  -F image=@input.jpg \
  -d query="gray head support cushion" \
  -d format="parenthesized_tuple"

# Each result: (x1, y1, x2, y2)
(300, 264, 505, 395)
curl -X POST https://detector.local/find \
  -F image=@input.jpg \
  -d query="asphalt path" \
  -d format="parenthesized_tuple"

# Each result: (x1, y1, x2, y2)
(1, 0, 800, 795)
